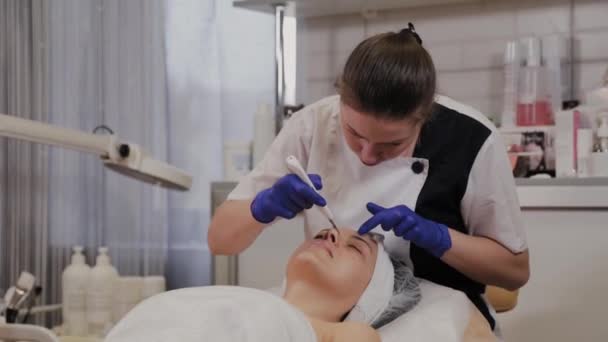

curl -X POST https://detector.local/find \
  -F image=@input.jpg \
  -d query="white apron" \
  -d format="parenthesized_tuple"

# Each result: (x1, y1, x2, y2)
(303, 106, 429, 264)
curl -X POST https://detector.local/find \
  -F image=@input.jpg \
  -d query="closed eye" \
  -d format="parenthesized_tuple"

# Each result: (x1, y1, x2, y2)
(351, 235, 372, 254)
(348, 244, 362, 254)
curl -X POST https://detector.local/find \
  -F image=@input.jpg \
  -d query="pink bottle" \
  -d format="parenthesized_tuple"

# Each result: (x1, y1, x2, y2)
(517, 37, 554, 126)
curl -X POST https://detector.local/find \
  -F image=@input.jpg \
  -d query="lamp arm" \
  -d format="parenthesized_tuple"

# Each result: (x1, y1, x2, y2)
(0, 113, 114, 157)
(0, 113, 192, 191)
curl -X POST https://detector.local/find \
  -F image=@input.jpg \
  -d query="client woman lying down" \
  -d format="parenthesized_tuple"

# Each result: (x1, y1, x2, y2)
(106, 228, 495, 341)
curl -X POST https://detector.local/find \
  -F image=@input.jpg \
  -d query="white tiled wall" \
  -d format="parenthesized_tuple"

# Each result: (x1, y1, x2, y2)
(297, 0, 608, 123)
(293, 2, 608, 341)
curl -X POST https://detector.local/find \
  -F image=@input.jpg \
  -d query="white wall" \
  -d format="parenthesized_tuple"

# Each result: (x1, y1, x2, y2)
(499, 209, 608, 341)
(165, 0, 274, 287)
(217, 1, 275, 144)
(296, 1, 608, 339)
(297, 0, 608, 123)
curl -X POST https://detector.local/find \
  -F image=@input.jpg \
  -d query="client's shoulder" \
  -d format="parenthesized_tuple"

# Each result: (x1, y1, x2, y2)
(310, 319, 380, 342)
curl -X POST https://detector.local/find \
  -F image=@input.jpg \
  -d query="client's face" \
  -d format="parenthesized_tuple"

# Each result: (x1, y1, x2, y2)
(286, 227, 378, 303)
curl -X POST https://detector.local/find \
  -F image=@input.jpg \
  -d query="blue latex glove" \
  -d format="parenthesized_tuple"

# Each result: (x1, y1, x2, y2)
(251, 174, 327, 224)
(358, 202, 452, 258)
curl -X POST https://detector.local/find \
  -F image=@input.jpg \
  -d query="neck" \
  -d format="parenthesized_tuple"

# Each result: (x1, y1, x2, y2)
(283, 280, 345, 323)
(400, 124, 422, 158)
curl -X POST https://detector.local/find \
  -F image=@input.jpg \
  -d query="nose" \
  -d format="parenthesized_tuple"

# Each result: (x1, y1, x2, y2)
(325, 229, 338, 246)
(360, 142, 380, 166)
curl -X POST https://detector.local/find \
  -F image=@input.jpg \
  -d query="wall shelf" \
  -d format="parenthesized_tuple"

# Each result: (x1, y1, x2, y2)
(233, 0, 480, 18)
(516, 177, 608, 209)
(515, 177, 608, 187)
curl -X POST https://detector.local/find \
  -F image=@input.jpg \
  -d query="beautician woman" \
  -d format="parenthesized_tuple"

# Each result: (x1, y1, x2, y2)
(208, 24, 529, 330)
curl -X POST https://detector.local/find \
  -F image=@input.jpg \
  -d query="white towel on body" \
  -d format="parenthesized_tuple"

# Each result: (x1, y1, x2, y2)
(105, 286, 317, 342)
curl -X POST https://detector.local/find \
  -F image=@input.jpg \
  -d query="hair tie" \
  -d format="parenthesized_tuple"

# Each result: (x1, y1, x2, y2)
(399, 22, 423, 45)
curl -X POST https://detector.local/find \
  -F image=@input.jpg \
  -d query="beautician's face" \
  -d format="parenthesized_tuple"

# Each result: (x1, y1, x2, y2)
(286, 227, 378, 303)
(340, 101, 421, 166)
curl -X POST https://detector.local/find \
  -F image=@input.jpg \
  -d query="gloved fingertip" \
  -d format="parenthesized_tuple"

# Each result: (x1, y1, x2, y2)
(366, 202, 385, 214)
(308, 174, 323, 190)
(316, 196, 327, 207)
(357, 226, 371, 235)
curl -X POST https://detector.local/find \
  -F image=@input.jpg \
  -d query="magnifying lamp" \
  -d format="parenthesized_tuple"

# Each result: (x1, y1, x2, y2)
(0, 113, 192, 191)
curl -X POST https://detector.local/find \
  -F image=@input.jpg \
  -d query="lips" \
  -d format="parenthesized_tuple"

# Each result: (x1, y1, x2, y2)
(310, 239, 334, 258)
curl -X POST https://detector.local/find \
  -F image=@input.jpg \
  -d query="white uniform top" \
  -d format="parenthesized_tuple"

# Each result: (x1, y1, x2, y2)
(228, 94, 526, 254)
(228, 94, 527, 329)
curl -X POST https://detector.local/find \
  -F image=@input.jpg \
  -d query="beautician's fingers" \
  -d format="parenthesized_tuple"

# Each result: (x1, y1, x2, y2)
(308, 174, 323, 190)
(380, 222, 393, 231)
(358, 216, 381, 234)
(285, 194, 304, 213)
(402, 225, 423, 242)
(360, 203, 394, 234)
(380, 211, 402, 231)
(394, 216, 416, 237)
(366, 202, 386, 214)
(261, 199, 295, 220)
(292, 178, 327, 207)
(277, 207, 297, 219)
(358, 210, 391, 234)
(287, 187, 313, 210)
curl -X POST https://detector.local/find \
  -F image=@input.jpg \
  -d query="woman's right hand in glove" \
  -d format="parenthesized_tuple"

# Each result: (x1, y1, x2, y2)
(250, 173, 327, 223)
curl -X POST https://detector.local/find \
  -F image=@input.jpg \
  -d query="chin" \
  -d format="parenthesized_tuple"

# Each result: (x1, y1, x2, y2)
(361, 159, 381, 166)
(288, 250, 335, 285)
(292, 248, 328, 269)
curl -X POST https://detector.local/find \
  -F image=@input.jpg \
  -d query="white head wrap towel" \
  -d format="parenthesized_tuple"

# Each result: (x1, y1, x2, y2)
(344, 233, 395, 325)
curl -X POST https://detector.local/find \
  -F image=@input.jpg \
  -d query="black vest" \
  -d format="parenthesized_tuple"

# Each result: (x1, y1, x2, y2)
(412, 103, 495, 329)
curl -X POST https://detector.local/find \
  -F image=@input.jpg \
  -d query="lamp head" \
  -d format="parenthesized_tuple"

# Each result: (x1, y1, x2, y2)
(103, 143, 192, 191)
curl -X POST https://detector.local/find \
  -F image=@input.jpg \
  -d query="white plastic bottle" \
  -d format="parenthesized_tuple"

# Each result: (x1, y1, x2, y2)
(542, 35, 569, 115)
(62, 246, 90, 336)
(86, 247, 119, 337)
(501, 40, 520, 128)
(586, 68, 608, 108)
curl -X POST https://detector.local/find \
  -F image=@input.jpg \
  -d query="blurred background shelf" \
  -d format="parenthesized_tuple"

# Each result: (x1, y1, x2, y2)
(515, 177, 608, 186)
(233, 0, 481, 18)
(516, 177, 608, 208)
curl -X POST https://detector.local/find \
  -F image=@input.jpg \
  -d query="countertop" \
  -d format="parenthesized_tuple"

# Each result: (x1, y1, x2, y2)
(516, 177, 608, 209)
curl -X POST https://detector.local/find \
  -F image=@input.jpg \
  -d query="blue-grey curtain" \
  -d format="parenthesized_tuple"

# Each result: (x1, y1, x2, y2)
(1, 0, 172, 326)
(163, 0, 274, 288)
(0, 0, 50, 324)
(164, 0, 221, 288)
(1, 0, 274, 328)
